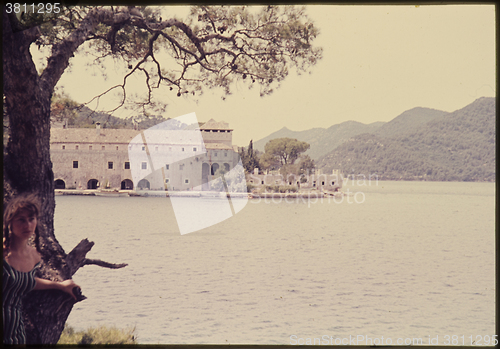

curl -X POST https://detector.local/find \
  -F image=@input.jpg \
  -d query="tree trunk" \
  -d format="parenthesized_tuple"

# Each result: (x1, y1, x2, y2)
(3, 10, 76, 344)
(3, 10, 126, 344)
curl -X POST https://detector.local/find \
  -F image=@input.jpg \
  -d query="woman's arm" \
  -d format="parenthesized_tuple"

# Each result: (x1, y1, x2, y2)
(34, 277, 79, 300)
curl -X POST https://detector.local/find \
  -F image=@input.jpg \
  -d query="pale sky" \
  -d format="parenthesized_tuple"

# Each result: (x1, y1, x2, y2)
(33, 5, 496, 146)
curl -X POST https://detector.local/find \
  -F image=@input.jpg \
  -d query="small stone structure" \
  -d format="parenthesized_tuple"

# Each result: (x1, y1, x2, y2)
(247, 169, 343, 192)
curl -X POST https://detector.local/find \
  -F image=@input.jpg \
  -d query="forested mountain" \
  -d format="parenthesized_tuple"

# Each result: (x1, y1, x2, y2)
(253, 107, 448, 161)
(316, 97, 495, 181)
(373, 107, 447, 138)
(253, 120, 385, 160)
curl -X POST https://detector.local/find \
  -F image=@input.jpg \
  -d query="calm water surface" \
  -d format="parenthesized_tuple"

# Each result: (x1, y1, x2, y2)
(54, 181, 495, 344)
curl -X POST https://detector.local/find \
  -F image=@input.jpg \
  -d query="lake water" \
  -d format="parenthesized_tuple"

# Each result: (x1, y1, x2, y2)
(53, 180, 495, 345)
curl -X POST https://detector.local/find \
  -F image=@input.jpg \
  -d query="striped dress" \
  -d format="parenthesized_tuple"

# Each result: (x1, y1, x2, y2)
(2, 260, 40, 345)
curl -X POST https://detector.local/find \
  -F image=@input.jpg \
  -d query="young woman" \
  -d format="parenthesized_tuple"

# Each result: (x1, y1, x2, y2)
(3, 194, 80, 345)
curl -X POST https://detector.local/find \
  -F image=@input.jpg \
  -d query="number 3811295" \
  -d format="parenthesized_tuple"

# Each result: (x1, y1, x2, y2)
(5, 3, 61, 14)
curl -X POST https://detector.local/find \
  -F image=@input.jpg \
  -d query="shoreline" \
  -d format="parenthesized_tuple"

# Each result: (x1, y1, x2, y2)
(54, 189, 345, 199)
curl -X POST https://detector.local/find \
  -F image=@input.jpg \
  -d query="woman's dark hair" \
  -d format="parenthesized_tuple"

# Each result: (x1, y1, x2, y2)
(3, 193, 41, 257)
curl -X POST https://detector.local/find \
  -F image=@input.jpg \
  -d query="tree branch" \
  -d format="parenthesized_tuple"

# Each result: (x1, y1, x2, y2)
(82, 259, 128, 269)
(40, 7, 114, 92)
(38, 5, 321, 117)
(65, 238, 127, 276)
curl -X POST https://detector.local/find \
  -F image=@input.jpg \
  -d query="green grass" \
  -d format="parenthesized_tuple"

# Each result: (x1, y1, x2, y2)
(58, 324, 137, 345)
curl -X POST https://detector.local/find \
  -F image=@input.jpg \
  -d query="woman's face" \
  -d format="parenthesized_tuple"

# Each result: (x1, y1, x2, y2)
(10, 210, 37, 240)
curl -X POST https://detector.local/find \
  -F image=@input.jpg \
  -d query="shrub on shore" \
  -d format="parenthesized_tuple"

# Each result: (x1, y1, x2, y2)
(58, 324, 137, 344)
(263, 184, 298, 193)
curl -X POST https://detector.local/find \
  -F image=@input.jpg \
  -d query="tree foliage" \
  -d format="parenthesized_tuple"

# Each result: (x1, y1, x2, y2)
(50, 92, 79, 125)
(263, 137, 310, 167)
(277, 154, 315, 180)
(297, 154, 315, 175)
(239, 139, 261, 173)
(25, 5, 322, 113)
(259, 150, 281, 171)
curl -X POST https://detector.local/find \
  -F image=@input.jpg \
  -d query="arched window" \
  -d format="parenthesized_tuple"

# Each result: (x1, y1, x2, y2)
(121, 179, 134, 190)
(137, 179, 150, 190)
(54, 179, 66, 189)
(87, 179, 99, 189)
(211, 163, 219, 175)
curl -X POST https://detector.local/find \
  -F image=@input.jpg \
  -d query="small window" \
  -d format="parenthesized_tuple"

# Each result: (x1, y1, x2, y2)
(62, 145, 65, 150)
(331, 181, 335, 185)
(116, 146, 119, 151)
(75, 145, 79, 150)
(224, 152, 227, 157)
(193, 147, 197, 152)
(73, 161, 78, 169)
(179, 164, 184, 171)
(141, 162, 147, 170)
(142, 146, 145, 151)
(124, 162, 130, 170)
(261, 181, 264, 184)
(165, 178, 170, 184)
(108, 162, 113, 169)
(165, 164, 169, 170)
(102, 146, 105, 150)
(182, 147, 185, 152)
(184, 179, 190, 184)
(214, 152, 218, 157)
(89, 145, 92, 150)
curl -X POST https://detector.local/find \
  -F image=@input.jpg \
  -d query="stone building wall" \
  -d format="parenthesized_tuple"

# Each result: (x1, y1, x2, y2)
(50, 119, 238, 191)
(200, 129, 233, 146)
(51, 141, 134, 189)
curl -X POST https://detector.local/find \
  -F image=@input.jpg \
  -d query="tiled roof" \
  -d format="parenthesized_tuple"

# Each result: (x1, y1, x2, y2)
(51, 128, 139, 144)
(200, 118, 232, 130)
(51, 123, 232, 146)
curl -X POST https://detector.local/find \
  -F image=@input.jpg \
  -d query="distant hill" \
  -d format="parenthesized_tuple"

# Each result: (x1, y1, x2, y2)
(58, 106, 169, 130)
(252, 126, 325, 153)
(253, 126, 324, 152)
(374, 107, 447, 138)
(316, 97, 495, 181)
(253, 106, 449, 161)
(253, 120, 385, 160)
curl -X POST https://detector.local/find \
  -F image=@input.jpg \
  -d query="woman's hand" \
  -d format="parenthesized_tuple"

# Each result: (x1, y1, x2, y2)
(34, 277, 83, 301)
(59, 279, 80, 300)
